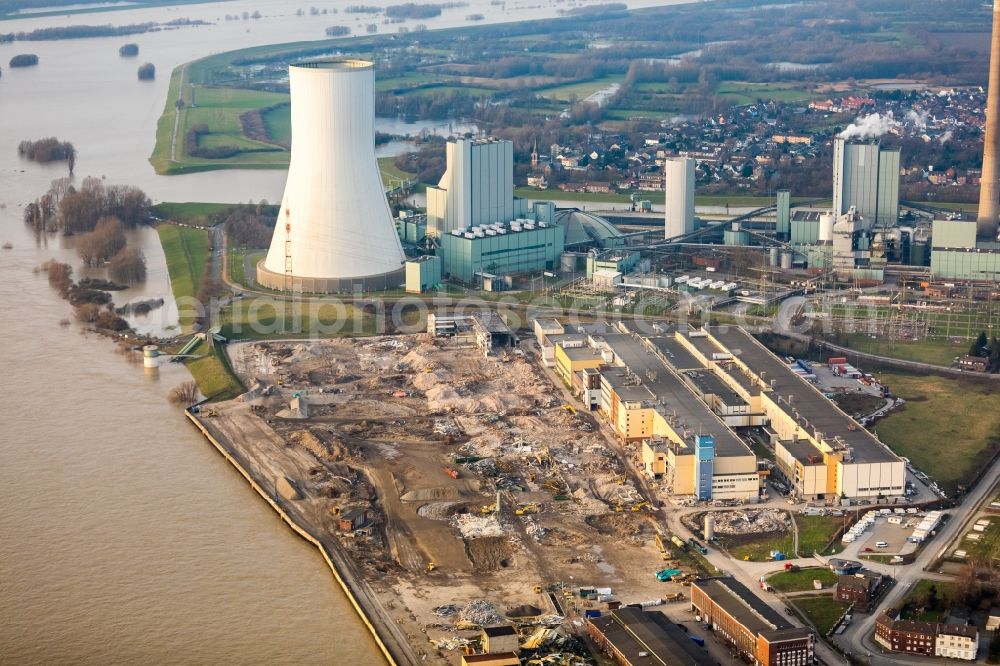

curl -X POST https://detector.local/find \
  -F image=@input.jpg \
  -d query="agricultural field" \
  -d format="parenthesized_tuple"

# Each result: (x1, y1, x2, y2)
(874, 371, 1000, 495)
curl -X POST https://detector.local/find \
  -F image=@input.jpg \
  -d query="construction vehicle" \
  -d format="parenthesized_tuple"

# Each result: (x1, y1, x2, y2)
(614, 500, 624, 513)
(533, 585, 543, 594)
(561, 403, 577, 415)
(631, 501, 650, 513)
(443, 466, 460, 480)
(515, 503, 539, 516)
(426, 562, 436, 573)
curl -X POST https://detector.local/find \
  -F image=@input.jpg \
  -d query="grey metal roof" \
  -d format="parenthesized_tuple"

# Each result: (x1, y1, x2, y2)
(707, 327, 899, 465)
(602, 333, 751, 458)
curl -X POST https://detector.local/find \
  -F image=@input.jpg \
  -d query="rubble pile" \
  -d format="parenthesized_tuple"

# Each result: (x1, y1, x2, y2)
(458, 599, 503, 626)
(712, 509, 791, 535)
(451, 514, 504, 538)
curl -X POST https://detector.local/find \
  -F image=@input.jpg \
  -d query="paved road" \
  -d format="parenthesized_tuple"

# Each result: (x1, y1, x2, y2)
(835, 454, 1000, 664)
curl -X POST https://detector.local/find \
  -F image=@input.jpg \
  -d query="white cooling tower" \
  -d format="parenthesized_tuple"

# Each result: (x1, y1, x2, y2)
(257, 59, 405, 292)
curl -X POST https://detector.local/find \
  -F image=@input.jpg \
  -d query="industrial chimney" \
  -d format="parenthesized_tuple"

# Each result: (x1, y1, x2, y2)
(258, 59, 405, 292)
(978, 0, 1000, 239)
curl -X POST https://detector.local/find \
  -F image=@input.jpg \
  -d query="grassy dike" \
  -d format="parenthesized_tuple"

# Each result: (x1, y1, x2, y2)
(156, 217, 243, 401)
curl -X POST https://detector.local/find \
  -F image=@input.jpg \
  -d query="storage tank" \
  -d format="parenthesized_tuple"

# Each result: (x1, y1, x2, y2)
(780, 251, 793, 269)
(769, 247, 780, 267)
(818, 212, 835, 243)
(704, 514, 716, 541)
(142, 345, 160, 369)
(560, 253, 577, 273)
(258, 59, 405, 292)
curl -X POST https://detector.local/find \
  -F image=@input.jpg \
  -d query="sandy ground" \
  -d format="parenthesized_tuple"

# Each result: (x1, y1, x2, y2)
(217, 335, 698, 663)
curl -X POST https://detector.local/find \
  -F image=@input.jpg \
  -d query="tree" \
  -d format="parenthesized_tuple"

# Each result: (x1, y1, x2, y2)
(137, 63, 155, 81)
(76, 216, 125, 266)
(108, 247, 146, 284)
(970, 331, 988, 357)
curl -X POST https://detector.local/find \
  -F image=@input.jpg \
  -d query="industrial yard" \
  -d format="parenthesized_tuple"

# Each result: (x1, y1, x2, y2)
(196, 333, 703, 663)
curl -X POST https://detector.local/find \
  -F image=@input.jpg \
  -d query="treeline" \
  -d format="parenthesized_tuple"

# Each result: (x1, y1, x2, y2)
(23, 177, 151, 235)
(0, 19, 207, 43)
(223, 205, 277, 249)
(325, 26, 350, 37)
(41, 260, 133, 332)
(968, 332, 1000, 373)
(375, 88, 481, 120)
(9, 53, 37, 67)
(385, 3, 463, 19)
(18, 138, 76, 172)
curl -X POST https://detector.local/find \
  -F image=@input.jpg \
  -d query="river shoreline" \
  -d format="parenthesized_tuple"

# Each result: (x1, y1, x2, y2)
(184, 407, 416, 665)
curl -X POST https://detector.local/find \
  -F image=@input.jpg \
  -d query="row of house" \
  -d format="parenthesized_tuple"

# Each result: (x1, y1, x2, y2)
(874, 611, 978, 661)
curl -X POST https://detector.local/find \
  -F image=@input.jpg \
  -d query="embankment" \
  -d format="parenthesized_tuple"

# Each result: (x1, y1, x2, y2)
(184, 410, 417, 666)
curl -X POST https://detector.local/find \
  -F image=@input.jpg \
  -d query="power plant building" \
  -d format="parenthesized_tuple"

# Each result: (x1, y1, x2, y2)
(426, 138, 516, 236)
(930, 219, 1000, 280)
(832, 138, 900, 228)
(258, 60, 405, 292)
(664, 157, 695, 239)
(438, 217, 564, 283)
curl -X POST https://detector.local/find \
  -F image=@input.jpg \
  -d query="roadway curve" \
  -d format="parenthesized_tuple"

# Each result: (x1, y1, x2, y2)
(835, 454, 1000, 665)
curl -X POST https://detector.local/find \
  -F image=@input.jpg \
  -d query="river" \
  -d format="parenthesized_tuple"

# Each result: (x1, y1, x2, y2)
(0, 0, 690, 663)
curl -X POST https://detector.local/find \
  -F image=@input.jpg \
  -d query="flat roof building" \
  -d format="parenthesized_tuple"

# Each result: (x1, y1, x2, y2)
(693, 326, 904, 500)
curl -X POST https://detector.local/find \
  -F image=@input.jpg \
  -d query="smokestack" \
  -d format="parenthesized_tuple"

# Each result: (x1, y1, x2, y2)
(978, 0, 1000, 238)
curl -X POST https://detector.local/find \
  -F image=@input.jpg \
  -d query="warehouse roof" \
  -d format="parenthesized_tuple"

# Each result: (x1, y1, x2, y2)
(707, 327, 899, 465)
(693, 577, 799, 637)
(682, 370, 748, 408)
(601, 334, 751, 457)
(647, 335, 704, 370)
(588, 608, 715, 666)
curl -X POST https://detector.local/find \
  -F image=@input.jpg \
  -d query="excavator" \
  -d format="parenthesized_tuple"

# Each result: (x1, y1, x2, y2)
(515, 503, 539, 516)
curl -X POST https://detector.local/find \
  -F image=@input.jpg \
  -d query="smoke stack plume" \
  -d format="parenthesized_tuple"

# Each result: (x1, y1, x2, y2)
(978, 0, 1000, 238)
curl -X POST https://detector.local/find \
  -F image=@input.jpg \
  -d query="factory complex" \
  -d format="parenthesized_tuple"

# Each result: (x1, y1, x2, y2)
(538, 319, 904, 502)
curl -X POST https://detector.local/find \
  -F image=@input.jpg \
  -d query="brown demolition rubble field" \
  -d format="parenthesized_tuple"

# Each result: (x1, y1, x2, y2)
(196, 334, 694, 664)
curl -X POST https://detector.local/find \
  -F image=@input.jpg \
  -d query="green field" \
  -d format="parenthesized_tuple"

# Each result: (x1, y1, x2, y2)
(157, 224, 211, 332)
(900, 579, 956, 622)
(154, 202, 234, 225)
(954, 516, 1000, 563)
(790, 595, 850, 635)
(796, 515, 845, 556)
(536, 76, 622, 102)
(768, 567, 838, 593)
(875, 371, 1000, 494)
(716, 82, 820, 105)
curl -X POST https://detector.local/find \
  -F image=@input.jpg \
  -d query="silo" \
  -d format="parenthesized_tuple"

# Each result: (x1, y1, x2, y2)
(780, 251, 793, 270)
(704, 514, 716, 541)
(143, 345, 160, 369)
(818, 213, 835, 244)
(258, 59, 405, 292)
(769, 247, 780, 267)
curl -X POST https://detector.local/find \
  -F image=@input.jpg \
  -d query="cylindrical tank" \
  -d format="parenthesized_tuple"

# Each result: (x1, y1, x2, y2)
(769, 247, 780, 267)
(560, 253, 576, 273)
(819, 213, 835, 243)
(143, 345, 160, 369)
(780, 251, 793, 270)
(704, 514, 716, 541)
(260, 59, 405, 291)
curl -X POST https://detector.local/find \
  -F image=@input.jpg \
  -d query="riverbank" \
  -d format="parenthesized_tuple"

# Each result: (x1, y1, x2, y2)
(185, 406, 415, 665)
